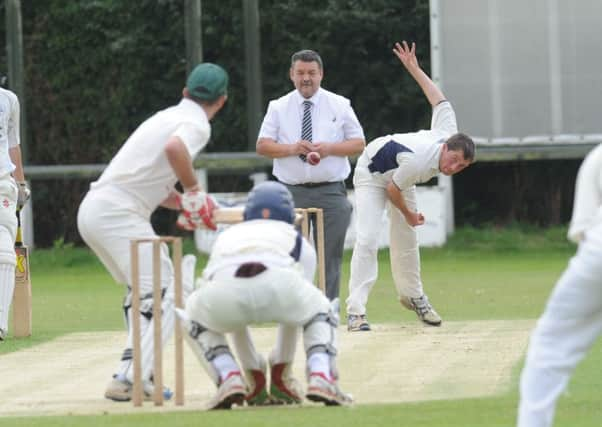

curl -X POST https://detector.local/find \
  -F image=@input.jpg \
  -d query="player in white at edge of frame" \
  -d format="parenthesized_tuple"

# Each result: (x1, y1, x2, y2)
(517, 143, 602, 427)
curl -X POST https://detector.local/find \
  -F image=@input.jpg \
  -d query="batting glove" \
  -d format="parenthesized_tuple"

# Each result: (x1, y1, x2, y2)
(16, 181, 31, 209)
(176, 191, 218, 231)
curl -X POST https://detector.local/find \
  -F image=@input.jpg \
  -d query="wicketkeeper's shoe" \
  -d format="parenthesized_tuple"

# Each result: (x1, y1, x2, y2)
(269, 361, 303, 404)
(306, 372, 353, 406)
(207, 371, 247, 410)
(400, 294, 442, 326)
(244, 356, 271, 405)
(0, 328, 6, 341)
(103, 375, 173, 402)
(347, 314, 371, 332)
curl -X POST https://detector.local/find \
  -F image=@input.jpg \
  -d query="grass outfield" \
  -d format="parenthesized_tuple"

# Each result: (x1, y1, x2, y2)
(1, 226, 601, 426)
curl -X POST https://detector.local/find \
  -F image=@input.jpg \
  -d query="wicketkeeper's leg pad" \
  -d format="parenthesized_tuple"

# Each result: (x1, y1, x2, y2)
(303, 304, 340, 379)
(176, 308, 236, 386)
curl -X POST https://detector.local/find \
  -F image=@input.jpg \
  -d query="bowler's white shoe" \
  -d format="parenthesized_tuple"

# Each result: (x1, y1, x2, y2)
(401, 294, 442, 326)
(347, 314, 371, 332)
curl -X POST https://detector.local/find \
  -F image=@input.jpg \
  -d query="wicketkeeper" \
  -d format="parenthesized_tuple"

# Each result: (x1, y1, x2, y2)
(178, 181, 352, 409)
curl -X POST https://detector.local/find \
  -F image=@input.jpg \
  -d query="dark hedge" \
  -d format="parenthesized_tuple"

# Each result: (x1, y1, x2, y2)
(0, 1, 578, 245)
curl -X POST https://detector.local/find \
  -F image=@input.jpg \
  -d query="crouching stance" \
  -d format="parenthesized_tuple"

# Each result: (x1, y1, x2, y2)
(179, 181, 351, 409)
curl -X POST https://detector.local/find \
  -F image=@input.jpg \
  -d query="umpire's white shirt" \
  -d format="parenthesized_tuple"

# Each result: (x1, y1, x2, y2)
(91, 98, 210, 216)
(0, 88, 20, 176)
(355, 101, 458, 189)
(258, 88, 365, 185)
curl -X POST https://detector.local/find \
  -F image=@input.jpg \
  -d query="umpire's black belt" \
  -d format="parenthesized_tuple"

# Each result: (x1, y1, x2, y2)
(294, 181, 339, 188)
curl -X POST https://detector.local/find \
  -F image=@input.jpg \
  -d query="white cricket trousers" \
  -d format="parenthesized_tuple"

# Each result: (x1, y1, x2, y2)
(77, 187, 176, 382)
(518, 223, 602, 427)
(346, 164, 422, 316)
(0, 174, 17, 332)
(77, 187, 174, 291)
(186, 264, 333, 365)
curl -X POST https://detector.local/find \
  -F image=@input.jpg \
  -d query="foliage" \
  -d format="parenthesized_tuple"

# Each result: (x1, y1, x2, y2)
(258, 0, 432, 140)
(4, 0, 432, 245)
(444, 223, 575, 252)
(0, 1, 581, 244)
(454, 159, 580, 227)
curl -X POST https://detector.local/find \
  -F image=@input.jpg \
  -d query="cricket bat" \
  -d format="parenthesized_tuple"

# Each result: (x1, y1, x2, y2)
(212, 206, 244, 224)
(211, 207, 304, 225)
(13, 208, 32, 337)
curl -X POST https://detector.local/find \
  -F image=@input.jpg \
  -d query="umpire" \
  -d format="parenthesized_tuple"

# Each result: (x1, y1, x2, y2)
(257, 49, 365, 300)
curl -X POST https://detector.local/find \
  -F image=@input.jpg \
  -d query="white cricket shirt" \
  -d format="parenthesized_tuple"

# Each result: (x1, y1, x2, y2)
(91, 98, 211, 213)
(0, 88, 20, 176)
(356, 101, 458, 189)
(202, 219, 316, 281)
(568, 143, 602, 243)
(258, 88, 365, 184)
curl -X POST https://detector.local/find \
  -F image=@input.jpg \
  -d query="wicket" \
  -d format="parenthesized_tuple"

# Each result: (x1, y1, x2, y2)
(130, 236, 184, 407)
(296, 208, 325, 294)
(128, 207, 324, 407)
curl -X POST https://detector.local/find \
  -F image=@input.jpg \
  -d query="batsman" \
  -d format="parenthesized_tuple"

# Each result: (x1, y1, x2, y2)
(77, 63, 228, 400)
(0, 86, 31, 341)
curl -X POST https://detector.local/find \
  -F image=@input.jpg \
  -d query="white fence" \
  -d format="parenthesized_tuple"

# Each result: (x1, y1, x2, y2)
(194, 186, 448, 254)
(22, 136, 600, 248)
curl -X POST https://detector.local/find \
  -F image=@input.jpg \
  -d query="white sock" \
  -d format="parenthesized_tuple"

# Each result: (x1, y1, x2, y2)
(0, 263, 16, 331)
(307, 352, 331, 379)
(213, 353, 239, 382)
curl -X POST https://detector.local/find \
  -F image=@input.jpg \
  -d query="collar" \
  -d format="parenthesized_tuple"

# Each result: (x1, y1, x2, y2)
(179, 97, 209, 121)
(294, 88, 321, 106)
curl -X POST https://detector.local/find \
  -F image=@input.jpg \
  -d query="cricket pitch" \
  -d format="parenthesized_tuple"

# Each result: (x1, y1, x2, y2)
(0, 320, 534, 416)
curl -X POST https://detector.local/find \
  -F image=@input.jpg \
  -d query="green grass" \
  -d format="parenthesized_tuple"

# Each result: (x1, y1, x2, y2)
(2, 226, 600, 427)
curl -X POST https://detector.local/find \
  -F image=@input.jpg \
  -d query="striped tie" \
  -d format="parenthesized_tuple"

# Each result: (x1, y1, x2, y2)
(300, 100, 312, 162)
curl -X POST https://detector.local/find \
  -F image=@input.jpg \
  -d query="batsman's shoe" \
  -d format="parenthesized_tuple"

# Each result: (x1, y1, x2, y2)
(244, 356, 271, 405)
(207, 371, 247, 410)
(0, 328, 6, 341)
(347, 314, 371, 332)
(306, 372, 353, 406)
(104, 376, 173, 402)
(400, 294, 442, 326)
(269, 361, 303, 404)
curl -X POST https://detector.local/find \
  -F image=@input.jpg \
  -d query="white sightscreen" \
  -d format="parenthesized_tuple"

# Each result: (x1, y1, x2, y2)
(432, 0, 602, 138)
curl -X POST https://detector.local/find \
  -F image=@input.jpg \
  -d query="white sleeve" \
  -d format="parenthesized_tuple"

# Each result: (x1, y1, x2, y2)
(7, 91, 21, 148)
(341, 101, 365, 140)
(258, 101, 279, 140)
(172, 121, 210, 156)
(391, 154, 419, 190)
(431, 101, 458, 135)
(567, 144, 602, 243)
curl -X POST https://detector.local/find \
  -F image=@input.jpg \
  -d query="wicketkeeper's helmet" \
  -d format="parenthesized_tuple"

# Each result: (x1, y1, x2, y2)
(243, 181, 295, 224)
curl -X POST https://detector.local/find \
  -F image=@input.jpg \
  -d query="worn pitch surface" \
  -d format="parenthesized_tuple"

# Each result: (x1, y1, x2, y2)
(0, 320, 533, 416)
